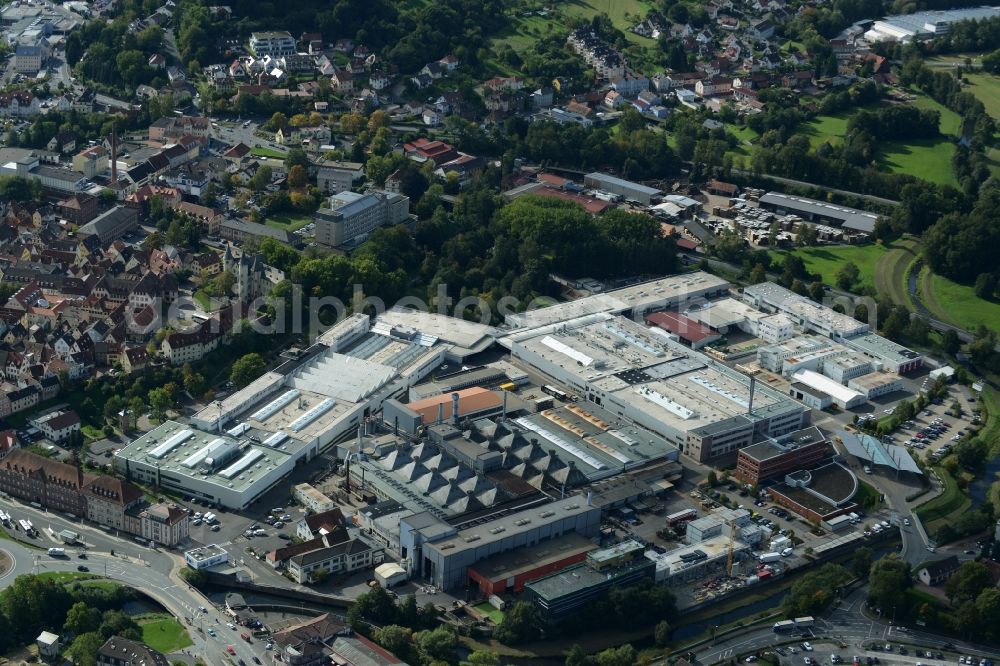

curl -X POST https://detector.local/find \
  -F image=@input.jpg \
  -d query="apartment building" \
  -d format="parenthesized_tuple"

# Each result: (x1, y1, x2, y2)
(249, 31, 296, 57)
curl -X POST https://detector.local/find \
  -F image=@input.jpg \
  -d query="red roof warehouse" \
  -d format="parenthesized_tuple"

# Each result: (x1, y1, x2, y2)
(646, 311, 721, 350)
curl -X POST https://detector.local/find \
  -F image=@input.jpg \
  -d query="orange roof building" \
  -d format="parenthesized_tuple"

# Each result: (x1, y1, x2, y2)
(406, 387, 504, 425)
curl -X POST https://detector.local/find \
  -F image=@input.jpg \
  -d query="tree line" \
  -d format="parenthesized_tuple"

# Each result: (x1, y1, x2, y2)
(0, 574, 142, 664)
(868, 556, 1000, 644)
(172, 0, 506, 76)
(264, 189, 676, 328)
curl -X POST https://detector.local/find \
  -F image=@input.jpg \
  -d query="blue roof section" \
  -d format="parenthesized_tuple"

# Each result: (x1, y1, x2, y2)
(841, 432, 922, 474)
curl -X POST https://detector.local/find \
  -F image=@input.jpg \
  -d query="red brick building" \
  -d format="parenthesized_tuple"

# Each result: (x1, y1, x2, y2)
(768, 463, 858, 523)
(0, 449, 87, 515)
(734, 426, 832, 486)
(467, 533, 595, 597)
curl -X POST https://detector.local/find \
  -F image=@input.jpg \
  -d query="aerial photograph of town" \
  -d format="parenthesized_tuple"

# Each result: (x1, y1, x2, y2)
(1, 0, 1000, 664)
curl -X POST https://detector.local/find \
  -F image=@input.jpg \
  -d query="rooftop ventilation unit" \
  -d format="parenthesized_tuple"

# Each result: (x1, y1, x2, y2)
(148, 429, 193, 458)
(218, 449, 265, 479)
(181, 437, 231, 468)
(250, 389, 301, 422)
(288, 398, 335, 432)
(262, 431, 289, 448)
(226, 423, 250, 437)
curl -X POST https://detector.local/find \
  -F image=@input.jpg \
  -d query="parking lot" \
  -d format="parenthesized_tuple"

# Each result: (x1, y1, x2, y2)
(858, 383, 981, 463)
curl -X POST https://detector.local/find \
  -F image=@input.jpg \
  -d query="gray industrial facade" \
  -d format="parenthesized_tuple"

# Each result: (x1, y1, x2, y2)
(398, 496, 601, 591)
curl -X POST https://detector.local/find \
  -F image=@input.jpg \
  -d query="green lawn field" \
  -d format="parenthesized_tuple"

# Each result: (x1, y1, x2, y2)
(250, 146, 287, 159)
(473, 602, 504, 624)
(492, 13, 559, 53)
(917, 267, 1000, 331)
(772, 244, 888, 291)
(916, 466, 970, 532)
(730, 125, 759, 143)
(803, 111, 855, 149)
(36, 571, 96, 584)
(798, 90, 960, 186)
(910, 93, 963, 136)
(140, 615, 193, 654)
(562, 0, 655, 45)
(879, 138, 958, 187)
(873, 238, 919, 310)
(962, 72, 1000, 121)
(265, 212, 312, 231)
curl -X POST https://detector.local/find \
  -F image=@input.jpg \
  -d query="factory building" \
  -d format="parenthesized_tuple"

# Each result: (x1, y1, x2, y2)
(791, 370, 866, 409)
(758, 192, 880, 234)
(645, 535, 752, 585)
(685, 298, 796, 344)
(848, 372, 904, 399)
(383, 387, 505, 434)
(507, 313, 807, 462)
(864, 7, 1000, 42)
(503, 271, 730, 329)
(467, 532, 596, 597)
(843, 334, 922, 374)
(583, 172, 662, 205)
(768, 463, 859, 523)
(756, 336, 834, 373)
(398, 496, 601, 591)
(743, 282, 869, 340)
(116, 420, 319, 510)
(821, 353, 875, 384)
(524, 540, 656, 621)
(121, 315, 449, 508)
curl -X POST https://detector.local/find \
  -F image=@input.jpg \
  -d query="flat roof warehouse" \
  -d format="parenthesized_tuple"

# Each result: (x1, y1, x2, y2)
(758, 192, 879, 233)
(502, 271, 730, 330)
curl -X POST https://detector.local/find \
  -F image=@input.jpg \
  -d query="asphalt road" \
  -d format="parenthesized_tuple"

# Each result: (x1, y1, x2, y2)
(0, 499, 270, 665)
(695, 586, 997, 665)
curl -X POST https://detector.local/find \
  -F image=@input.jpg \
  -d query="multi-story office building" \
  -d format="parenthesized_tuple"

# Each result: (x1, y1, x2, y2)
(314, 190, 409, 248)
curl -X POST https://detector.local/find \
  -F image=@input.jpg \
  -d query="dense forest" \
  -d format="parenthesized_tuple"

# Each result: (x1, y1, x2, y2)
(170, 0, 506, 74)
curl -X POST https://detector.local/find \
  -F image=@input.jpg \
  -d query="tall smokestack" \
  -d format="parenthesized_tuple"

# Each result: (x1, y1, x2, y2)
(110, 122, 118, 187)
(451, 392, 460, 426)
(357, 422, 364, 454)
(502, 390, 508, 419)
(437, 402, 444, 425)
(748, 375, 756, 414)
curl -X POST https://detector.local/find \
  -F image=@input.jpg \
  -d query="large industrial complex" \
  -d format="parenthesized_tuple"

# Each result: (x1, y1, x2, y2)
(109, 270, 935, 623)
(863, 6, 1000, 42)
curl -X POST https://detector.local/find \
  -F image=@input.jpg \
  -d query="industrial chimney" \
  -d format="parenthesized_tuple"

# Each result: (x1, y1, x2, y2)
(437, 402, 444, 425)
(747, 375, 756, 414)
(451, 392, 460, 426)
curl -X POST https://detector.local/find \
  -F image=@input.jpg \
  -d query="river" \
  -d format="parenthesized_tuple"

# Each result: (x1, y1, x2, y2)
(967, 453, 1000, 505)
(670, 542, 900, 642)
